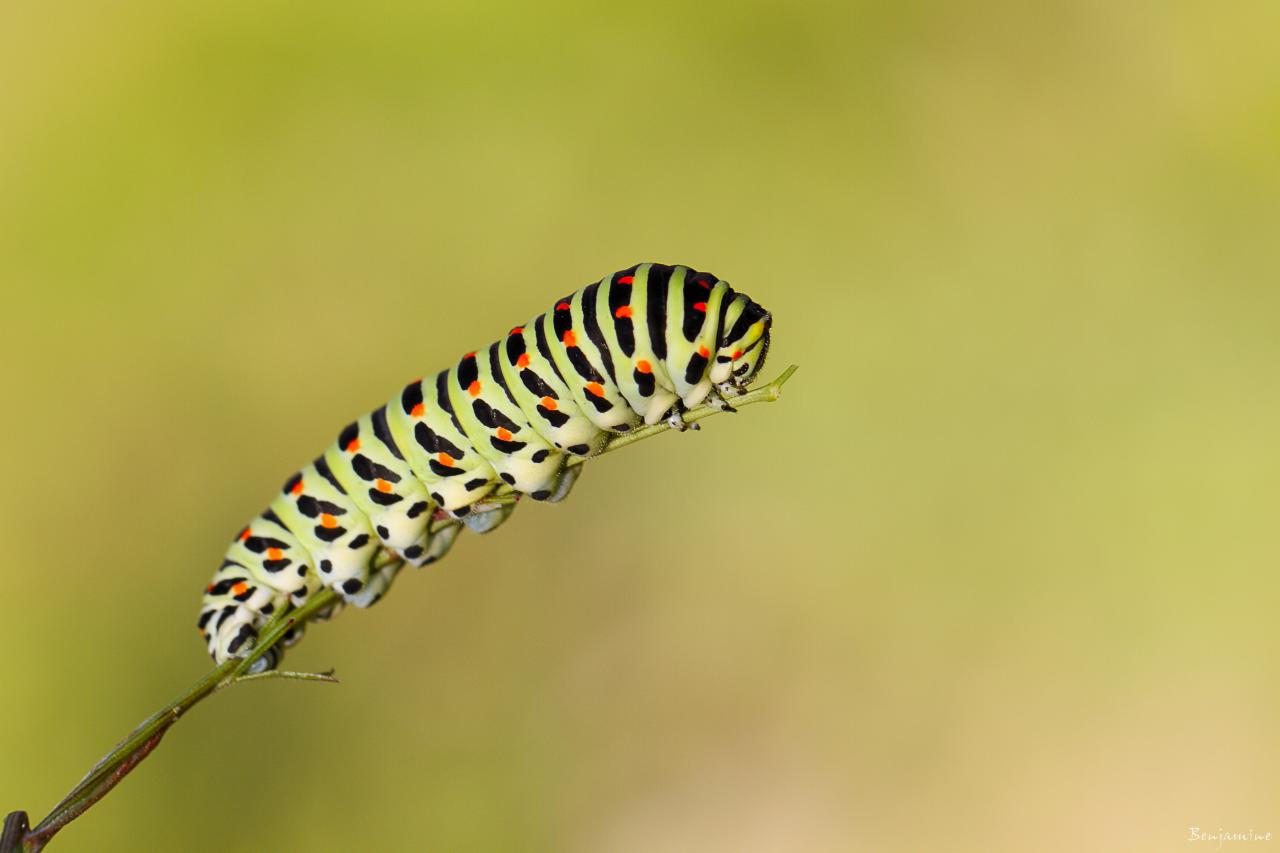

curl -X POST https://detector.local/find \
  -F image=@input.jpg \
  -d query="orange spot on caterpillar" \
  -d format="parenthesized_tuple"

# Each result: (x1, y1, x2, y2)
(206, 584, 214, 593)
(290, 479, 304, 495)
(320, 513, 337, 529)
(232, 581, 249, 596)
(346, 438, 360, 452)
(437, 452, 455, 467)
(556, 301, 571, 311)
(562, 330, 577, 347)
(468, 380, 481, 397)
(540, 396, 558, 410)
(464, 351, 476, 359)
(509, 326, 523, 335)
(238, 528, 251, 541)
(635, 360, 652, 374)
(693, 301, 707, 312)
(585, 382, 605, 397)
(496, 427, 512, 441)
(266, 547, 283, 561)
(516, 353, 530, 368)
(731, 349, 743, 360)
(697, 278, 712, 289)
(375, 478, 393, 493)
(411, 402, 425, 417)
(698, 345, 710, 358)
(614, 305, 633, 319)
(617, 275, 634, 285)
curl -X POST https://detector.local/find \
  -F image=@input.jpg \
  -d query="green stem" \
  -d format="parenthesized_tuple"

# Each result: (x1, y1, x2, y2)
(221, 669, 339, 689)
(17, 585, 346, 852)
(6, 364, 799, 851)
(464, 363, 800, 511)
(569, 362, 799, 462)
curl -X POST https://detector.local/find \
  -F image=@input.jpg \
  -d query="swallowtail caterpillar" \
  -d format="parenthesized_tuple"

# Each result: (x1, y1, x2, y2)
(197, 263, 772, 671)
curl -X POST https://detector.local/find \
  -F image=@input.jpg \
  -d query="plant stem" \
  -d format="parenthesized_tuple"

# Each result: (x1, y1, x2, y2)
(15, 584, 345, 852)
(569, 362, 800, 462)
(3, 364, 798, 851)
(463, 363, 800, 510)
(220, 669, 340, 689)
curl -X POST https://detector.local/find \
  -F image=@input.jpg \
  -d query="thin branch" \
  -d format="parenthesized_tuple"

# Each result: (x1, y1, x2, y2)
(445, 363, 800, 512)
(569, 362, 799, 462)
(17, 583, 350, 852)
(220, 669, 340, 690)
(5, 364, 799, 852)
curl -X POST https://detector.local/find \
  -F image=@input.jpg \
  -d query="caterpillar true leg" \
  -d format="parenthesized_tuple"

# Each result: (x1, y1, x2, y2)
(665, 400, 701, 432)
(704, 388, 740, 413)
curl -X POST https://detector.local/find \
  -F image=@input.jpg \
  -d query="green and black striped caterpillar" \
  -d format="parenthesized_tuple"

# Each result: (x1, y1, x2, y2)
(198, 263, 773, 671)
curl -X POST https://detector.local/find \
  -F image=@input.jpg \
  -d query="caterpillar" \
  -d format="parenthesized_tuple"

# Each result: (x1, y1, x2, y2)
(198, 263, 772, 671)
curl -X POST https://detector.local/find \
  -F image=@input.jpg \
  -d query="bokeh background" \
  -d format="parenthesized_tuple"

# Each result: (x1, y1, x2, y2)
(2, 1, 1278, 850)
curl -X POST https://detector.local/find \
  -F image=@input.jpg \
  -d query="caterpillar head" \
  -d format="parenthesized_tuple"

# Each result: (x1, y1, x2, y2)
(712, 295, 771, 396)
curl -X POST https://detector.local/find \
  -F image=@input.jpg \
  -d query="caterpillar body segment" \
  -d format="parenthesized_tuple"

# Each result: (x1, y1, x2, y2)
(498, 324, 608, 458)
(448, 348, 560, 498)
(198, 263, 772, 670)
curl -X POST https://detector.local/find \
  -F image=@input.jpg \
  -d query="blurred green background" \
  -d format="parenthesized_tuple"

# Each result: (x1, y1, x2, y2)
(2, 1, 1278, 850)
